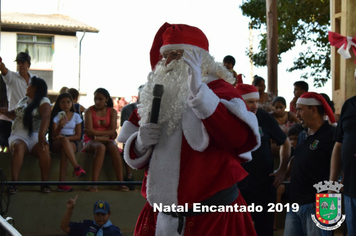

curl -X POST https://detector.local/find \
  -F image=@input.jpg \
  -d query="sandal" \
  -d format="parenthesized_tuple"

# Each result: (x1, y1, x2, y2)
(73, 166, 86, 178)
(57, 185, 73, 192)
(40, 185, 51, 193)
(124, 174, 135, 191)
(118, 185, 129, 192)
(125, 174, 134, 180)
(8, 185, 18, 194)
(89, 186, 98, 192)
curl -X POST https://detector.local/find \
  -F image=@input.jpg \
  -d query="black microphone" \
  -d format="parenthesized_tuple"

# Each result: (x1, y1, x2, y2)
(149, 84, 164, 124)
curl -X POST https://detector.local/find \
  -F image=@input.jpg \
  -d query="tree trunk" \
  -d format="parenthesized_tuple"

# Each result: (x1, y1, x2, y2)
(266, 0, 278, 95)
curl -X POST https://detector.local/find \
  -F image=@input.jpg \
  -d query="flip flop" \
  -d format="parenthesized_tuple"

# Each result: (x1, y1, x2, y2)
(8, 185, 18, 194)
(89, 186, 98, 192)
(124, 174, 135, 191)
(41, 185, 51, 193)
(118, 185, 129, 192)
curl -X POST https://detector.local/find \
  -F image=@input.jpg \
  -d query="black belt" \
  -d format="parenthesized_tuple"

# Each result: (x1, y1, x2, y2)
(162, 184, 239, 234)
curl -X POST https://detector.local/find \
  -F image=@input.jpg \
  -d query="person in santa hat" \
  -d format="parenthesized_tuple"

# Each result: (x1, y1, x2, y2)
(235, 83, 290, 236)
(284, 92, 336, 236)
(117, 22, 260, 236)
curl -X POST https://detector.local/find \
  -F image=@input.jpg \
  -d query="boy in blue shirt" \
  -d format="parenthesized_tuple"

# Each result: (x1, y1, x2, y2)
(61, 195, 122, 236)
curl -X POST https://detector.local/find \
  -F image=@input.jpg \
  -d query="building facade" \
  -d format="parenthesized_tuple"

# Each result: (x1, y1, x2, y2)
(0, 12, 99, 101)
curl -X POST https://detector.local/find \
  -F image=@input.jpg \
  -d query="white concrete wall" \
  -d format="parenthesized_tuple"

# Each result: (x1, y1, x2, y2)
(0, 32, 19, 71)
(53, 35, 79, 91)
(0, 32, 79, 92)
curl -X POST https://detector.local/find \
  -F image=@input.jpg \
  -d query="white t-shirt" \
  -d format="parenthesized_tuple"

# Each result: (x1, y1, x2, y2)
(3, 70, 36, 111)
(12, 96, 51, 132)
(53, 112, 82, 136)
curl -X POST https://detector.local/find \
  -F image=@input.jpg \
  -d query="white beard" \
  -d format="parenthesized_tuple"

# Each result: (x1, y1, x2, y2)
(138, 59, 190, 136)
(138, 48, 235, 135)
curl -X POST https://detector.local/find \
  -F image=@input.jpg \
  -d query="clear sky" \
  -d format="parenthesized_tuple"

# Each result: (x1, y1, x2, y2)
(2, 0, 332, 109)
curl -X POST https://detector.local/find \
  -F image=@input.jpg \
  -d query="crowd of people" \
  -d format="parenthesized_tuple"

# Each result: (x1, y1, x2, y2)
(0, 53, 130, 194)
(0, 21, 355, 236)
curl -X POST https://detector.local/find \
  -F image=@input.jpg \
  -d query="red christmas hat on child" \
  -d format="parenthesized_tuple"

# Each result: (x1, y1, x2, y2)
(296, 92, 336, 123)
(150, 22, 209, 70)
(235, 84, 260, 100)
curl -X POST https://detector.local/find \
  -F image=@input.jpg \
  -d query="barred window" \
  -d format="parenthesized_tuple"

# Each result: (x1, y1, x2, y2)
(17, 34, 54, 69)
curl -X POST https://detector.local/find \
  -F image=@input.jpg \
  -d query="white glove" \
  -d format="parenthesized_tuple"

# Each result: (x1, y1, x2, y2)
(183, 49, 203, 96)
(135, 123, 161, 155)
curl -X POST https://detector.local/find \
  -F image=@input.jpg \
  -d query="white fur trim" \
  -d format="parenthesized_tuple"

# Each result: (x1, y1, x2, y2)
(187, 83, 220, 119)
(241, 92, 259, 100)
(220, 98, 261, 160)
(297, 97, 322, 106)
(146, 122, 182, 206)
(182, 107, 209, 152)
(156, 213, 184, 236)
(123, 132, 152, 169)
(239, 152, 252, 161)
(203, 74, 219, 84)
(160, 44, 206, 54)
(117, 121, 139, 143)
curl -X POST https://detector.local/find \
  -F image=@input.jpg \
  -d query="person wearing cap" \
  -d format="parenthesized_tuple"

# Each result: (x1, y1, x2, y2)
(118, 23, 260, 236)
(284, 92, 336, 236)
(0, 52, 37, 149)
(235, 83, 290, 236)
(60, 195, 122, 236)
(0, 52, 36, 110)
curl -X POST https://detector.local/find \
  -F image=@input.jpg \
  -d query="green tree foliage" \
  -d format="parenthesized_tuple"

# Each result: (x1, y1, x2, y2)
(240, 0, 330, 87)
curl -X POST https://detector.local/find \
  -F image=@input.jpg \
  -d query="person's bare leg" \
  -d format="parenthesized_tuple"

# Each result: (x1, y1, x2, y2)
(31, 142, 51, 192)
(85, 142, 105, 192)
(60, 137, 79, 168)
(107, 142, 124, 181)
(107, 141, 128, 191)
(10, 140, 28, 181)
(31, 142, 51, 181)
(59, 150, 69, 181)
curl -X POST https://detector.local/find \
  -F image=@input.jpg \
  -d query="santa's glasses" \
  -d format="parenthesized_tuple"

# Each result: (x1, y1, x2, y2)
(162, 50, 184, 60)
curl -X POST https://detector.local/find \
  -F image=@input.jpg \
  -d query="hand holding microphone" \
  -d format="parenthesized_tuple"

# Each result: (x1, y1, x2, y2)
(135, 84, 164, 155)
(135, 123, 161, 155)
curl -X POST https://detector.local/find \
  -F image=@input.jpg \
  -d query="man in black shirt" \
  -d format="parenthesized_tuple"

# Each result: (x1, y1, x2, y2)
(285, 92, 336, 236)
(236, 84, 290, 236)
(329, 94, 356, 235)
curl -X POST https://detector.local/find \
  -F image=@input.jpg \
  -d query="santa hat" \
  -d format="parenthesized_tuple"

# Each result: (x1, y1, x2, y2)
(150, 22, 209, 70)
(235, 84, 260, 100)
(297, 92, 336, 123)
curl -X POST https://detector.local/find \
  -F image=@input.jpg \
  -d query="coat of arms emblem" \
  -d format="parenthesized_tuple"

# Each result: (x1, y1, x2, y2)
(311, 181, 346, 230)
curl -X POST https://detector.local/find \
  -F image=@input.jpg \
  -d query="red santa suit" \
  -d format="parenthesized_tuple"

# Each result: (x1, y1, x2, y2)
(117, 23, 260, 236)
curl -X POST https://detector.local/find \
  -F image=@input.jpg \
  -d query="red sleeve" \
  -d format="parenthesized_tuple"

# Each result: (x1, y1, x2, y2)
(202, 80, 258, 153)
(128, 108, 140, 127)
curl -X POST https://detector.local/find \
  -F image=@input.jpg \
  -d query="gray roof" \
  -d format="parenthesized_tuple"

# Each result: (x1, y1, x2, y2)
(1, 12, 99, 33)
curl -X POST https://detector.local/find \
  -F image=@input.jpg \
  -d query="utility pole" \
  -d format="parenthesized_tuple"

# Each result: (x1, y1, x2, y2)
(249, 22, 254, 83)
(266, 0, 278, 95)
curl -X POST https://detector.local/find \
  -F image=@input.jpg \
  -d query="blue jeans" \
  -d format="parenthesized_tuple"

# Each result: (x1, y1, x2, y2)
(344, 195, 356, 236)
(284, 203, 333, 236)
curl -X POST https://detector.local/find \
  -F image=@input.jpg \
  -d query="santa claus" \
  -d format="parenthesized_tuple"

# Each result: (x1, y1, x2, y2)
(118, 22, 260, 236)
